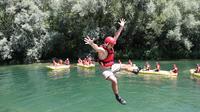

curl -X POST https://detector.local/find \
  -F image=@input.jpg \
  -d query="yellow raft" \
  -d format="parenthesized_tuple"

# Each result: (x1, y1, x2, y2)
(116, 70, 133, 75)
(77, 63, 95, 68)
(139, 69, 178, 76)
(46, 65, 70, 70)
(190, 69, 200, 78)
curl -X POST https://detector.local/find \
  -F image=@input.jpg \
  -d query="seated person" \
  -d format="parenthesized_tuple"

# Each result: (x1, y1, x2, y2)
(118, 59, 122, 64)
(144, 61, 151, 71)
(78, 58, 83, 64)
(52, 58, 58, 66)
(58, 59, 64, 65)
(83, 58, 89, 65)
(87, 56, 93, 65)
(128, 59, 133, 66)
(171, 64, 178, 73)
(195, 64, 200, 73)
(64, 58, 70, 65)
(52, 58, 63, 66)
(154, 62, 160, 72)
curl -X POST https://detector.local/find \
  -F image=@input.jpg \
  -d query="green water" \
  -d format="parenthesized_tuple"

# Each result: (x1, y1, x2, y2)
(0, 60, 200, 112)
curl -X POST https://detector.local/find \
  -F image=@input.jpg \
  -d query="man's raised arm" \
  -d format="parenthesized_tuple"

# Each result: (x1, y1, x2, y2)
(113, 18, 126, 41)
(84, 36, 103, 53)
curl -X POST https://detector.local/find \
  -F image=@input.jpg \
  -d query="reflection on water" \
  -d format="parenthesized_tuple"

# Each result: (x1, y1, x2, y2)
(47, 69, 70, 79)
(77, 67, 95, 77)
(116, 70, 136, 78)
(139, 74, 177, 81)
(190, 75, 200, 85)
(139, 74, 178, 87)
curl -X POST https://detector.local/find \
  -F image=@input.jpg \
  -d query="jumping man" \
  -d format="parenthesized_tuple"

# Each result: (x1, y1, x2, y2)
(84, 18, 127, 105)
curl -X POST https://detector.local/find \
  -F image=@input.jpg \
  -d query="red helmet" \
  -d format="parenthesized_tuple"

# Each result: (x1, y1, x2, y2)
(104, 36, 116, 45)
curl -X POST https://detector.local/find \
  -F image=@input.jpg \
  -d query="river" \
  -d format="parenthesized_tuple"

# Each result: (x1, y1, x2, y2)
(0, 60, 200, 112)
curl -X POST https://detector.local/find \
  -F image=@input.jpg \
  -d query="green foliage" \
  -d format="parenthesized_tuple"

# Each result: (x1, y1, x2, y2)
(0, 0, 200, 64)
(0, 0, 49, 63)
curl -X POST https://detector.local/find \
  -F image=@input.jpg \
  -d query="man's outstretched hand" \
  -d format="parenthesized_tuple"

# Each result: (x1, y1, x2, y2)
(84, 36, 95, 45)
(118, 18, 126, 27)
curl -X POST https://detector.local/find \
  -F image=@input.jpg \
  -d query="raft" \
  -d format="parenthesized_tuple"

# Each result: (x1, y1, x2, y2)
(139, 69, 178, 76)
(46, 65, 70, 70)
(77, 63, 95, 68)
(190, 69, 200, 78)
(116, 70, 133, 75)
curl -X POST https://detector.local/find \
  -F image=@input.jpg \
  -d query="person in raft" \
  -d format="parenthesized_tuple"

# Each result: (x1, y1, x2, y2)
(128, 59, 133, 66)
(195, 64, 200, 73)
(78, 58, 83, 65)
(144, 61, 151, 71)
(154, 62, 160, 72)
(64, 58, 70, 65)
(84, 18, 140, 105)
(171, 64, 178, 73)
(52, 58, 63, 66)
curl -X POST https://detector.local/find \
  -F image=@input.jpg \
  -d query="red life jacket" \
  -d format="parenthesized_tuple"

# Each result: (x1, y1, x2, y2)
(99, 45, 114, 67)
(197, 66, 200, 73)
(173, 67, 178, 73)
(156, 64, 160, 70)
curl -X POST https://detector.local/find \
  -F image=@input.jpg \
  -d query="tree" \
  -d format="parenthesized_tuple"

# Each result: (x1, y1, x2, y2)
(0, 0, 49, 63)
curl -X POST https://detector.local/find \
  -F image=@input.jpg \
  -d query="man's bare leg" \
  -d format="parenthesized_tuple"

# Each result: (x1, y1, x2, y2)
(107, 75, 127, 105)
(120, 64, 141, 74)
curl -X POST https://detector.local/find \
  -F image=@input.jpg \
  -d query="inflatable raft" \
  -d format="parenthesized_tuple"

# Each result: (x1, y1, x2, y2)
(77, 63, 95, 68)
(190, 69, 200, 78)
(46, 65, 70, 70)
(115, 70, 133, 75)
(139, 69, 178, 76)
